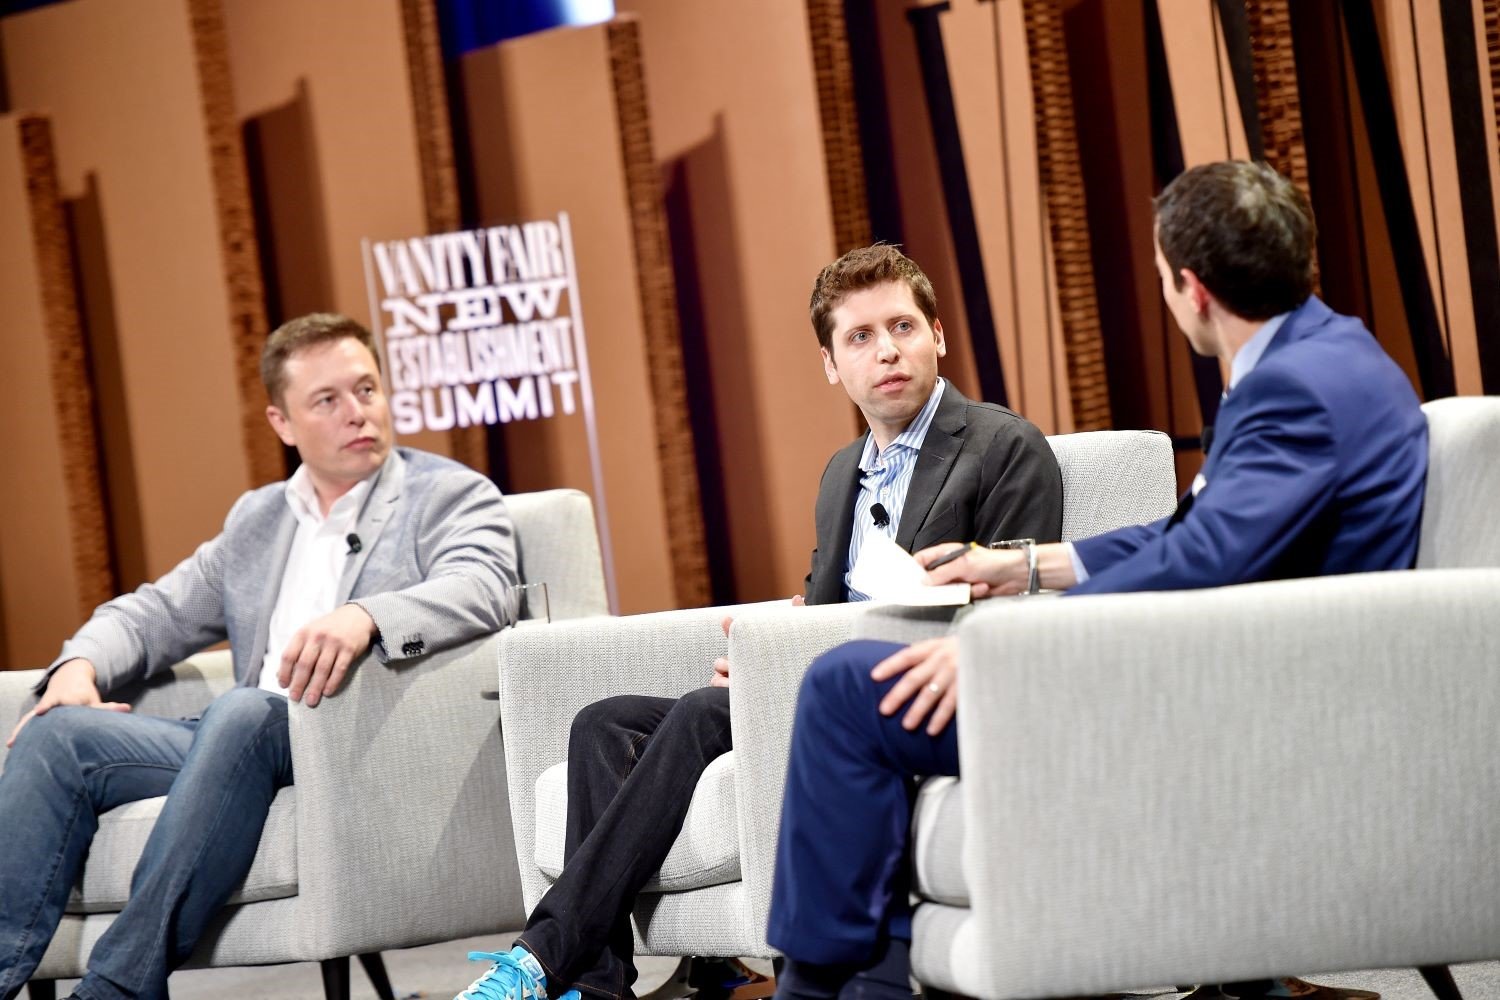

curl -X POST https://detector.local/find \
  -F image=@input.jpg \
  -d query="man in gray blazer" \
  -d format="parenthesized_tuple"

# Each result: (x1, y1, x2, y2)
(0, 314, 517, 1000)
(453, 245, 1062, 1000)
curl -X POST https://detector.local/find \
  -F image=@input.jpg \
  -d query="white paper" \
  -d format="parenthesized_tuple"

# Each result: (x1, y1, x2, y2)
(848, 535, 971, 606)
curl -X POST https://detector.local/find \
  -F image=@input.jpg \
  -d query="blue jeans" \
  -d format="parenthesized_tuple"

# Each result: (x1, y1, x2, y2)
(0, 687, 293, 1000)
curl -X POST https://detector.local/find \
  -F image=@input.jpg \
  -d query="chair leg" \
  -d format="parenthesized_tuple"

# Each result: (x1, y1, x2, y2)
(321, 955, 352, 1000)
(1418, 965, 1465, 1000)
(358, 951, 398, 1000)
(26, 982, 57, 1000)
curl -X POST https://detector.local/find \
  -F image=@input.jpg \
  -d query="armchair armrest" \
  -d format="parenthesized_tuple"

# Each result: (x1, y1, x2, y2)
(850, 603, 964, 645)
(727, 601, 875, 952)
(939, 569, 1500, 999)
(0, 669, 43, 771)
(281, 631, 517, 959)
(498, 601, 782, 914)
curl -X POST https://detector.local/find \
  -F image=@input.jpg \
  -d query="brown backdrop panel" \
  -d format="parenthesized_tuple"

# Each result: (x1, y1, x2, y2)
(1155, 0, 1251, 473)
(1, 0, 264, 587)
(1395, 0, 1488, 395)
(223, 0, 470, 463)
(1063, 0, 1175, 436)
(870, 0, 1058, 430)
(615, 0, 854, 602)
(0, 115, 112, 667)
(870, 0, 986, 409)
(805, 0, 874, 256)
(461, 19, 688, 615)
(934, 0, 1025, 418)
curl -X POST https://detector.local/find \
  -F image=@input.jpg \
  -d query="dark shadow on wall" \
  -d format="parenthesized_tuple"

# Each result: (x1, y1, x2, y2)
(1064, 0, 1154, 433)
(65, 173, 133, 595)
(242, 79, 335, 478)
(662, 120, 769, 605)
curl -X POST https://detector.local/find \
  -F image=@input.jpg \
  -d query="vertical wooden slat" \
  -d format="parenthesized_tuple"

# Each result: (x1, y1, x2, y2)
(397, 0, 490, 472)
(20, 115, 114, 625)
(1488, 1, 1500, 155)
(805, 0, 873, 254)
(1021, 0, 1110, 430)
(1246, 0, 1310, 194)
(605, 18, 711, 608)
(188, 0, 283, 487)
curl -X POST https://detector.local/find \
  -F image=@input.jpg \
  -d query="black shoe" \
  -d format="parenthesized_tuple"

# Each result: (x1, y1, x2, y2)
(1214, 979, 1377, 1000)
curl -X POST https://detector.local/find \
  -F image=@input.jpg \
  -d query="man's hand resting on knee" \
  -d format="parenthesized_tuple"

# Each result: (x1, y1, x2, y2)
(6, 658, 130, 748)
(278, 603, 378, 707)
(871, 636, 959, 736)
(709, 594, 807, 688)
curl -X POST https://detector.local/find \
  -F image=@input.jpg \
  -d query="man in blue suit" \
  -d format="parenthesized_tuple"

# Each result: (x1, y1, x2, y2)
(767, 161, 1427, 1000)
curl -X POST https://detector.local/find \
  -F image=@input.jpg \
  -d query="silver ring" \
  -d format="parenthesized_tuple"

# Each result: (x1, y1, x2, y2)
(927, 682, 941, 694)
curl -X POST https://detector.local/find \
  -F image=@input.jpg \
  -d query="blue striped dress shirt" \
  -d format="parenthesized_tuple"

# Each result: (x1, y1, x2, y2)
(844, 378, 947, 601)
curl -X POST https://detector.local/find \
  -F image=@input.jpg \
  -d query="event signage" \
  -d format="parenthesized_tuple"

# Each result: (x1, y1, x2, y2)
(361, 212, 616, 608)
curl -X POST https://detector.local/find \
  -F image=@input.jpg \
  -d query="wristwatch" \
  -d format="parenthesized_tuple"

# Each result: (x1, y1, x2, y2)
(991, 538, 1039, 595)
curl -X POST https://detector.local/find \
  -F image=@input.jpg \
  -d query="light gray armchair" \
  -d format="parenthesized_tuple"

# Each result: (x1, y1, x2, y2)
(1, 487, 608, 1000)
(901, 395, 1500, 998)
(499, 429, 1178, 961)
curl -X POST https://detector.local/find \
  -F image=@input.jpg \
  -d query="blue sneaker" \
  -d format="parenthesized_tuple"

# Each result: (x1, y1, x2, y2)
(455, 945, 581, 1000)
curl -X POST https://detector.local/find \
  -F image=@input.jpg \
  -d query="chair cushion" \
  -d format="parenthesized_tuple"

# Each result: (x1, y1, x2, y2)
(534, 751, 741, 892)
(911, 776, 969, 907)
(66, 787, 300, 914)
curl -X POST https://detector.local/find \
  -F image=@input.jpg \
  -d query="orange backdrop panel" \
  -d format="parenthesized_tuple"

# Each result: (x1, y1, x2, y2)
(2, 0, 255, 587)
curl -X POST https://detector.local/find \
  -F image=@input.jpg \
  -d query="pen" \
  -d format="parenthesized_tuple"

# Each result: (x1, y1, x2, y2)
(924, 541, 978, 572)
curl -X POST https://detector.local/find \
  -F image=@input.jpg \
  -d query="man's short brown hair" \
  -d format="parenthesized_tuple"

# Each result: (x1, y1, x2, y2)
(1154, 160, 1317, 321)
(260, 313, 380, 407)
(809, 244, 939, 353)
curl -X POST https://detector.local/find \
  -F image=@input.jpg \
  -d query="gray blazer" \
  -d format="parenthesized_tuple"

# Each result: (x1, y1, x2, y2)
(48, 448, 519, 693)
(804, 384, 1063, 605)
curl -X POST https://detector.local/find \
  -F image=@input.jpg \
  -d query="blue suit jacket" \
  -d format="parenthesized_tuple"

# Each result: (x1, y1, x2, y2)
(1071, 296, 1427, 595)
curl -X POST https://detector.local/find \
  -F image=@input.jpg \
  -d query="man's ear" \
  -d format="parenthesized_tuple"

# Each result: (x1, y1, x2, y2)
(1180, 269, 1212, 315)
(266, 404, 296, 447)
(820, 346, 839, 385)
(933, 318, 947, 358)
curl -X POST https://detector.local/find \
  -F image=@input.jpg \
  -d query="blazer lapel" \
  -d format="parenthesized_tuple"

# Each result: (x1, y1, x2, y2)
(812, 441, 864, 604)
(338, 449, 407, 602)
(894, 386, 966, 551)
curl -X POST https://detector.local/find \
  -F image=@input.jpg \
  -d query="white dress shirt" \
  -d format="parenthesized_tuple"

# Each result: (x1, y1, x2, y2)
(257, 466, 375, 694)
(845, 378, 946, 601)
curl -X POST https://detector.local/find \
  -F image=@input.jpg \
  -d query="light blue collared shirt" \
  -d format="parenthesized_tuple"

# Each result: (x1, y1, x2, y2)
(1068, 311, 1292, 585)
(845, 378, 947, 601)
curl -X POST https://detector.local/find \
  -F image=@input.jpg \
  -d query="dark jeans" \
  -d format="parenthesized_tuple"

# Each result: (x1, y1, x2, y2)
(518, 686, 732, 1000)
(767, 641, 959, 999)
(0, 688, 293, 1000)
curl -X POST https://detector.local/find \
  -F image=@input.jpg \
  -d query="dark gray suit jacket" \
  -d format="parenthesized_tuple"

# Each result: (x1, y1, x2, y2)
(803, 384, 1062, 605)
(48, 447, 518, 693)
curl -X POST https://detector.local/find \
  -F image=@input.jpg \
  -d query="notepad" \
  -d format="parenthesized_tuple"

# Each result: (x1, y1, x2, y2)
(848, 535, 971, 606)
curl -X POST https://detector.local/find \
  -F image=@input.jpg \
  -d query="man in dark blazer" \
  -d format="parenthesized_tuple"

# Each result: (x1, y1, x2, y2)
(453, 245, 1062, 1000)
(0, 314, 517, 1000)
(768, 162, 1427, 1000)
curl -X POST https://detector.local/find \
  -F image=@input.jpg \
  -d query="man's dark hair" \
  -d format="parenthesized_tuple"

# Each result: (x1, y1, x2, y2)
(809, 244, 939, 353)
(1154, 160, 1317, 321)
(261, 313, 380, 408)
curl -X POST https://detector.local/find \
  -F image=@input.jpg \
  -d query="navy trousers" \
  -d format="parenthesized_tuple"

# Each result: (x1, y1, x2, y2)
(766, 640, 960, 966)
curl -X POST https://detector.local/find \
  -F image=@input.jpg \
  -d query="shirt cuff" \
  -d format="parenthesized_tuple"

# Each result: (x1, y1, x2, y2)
(1064, 542, 1090, 586)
